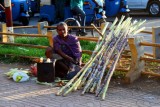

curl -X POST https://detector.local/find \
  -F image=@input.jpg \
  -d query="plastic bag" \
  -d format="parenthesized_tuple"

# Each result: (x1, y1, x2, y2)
(12, 72, 30, 82)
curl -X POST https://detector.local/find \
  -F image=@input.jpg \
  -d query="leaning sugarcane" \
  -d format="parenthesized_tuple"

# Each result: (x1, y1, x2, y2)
(101, 37, 128, 100)
(82, 36, 118, 94)
(98, 19, 136, 99)
(74, 19, 119, 90)
(56, 21, 111, 95)
(56, 16, 146, 99)
(82, 16, 130, 94)
(62, 45, 107, 96)
(56, 58, 92, 95)
(94, 17, 132, 95)
(81, 16, 129, 94)
(99, 19, 146, 100)
(61, 19, 118, 95)
(95, 18, 133, 97)
(89, 39, 117, 93)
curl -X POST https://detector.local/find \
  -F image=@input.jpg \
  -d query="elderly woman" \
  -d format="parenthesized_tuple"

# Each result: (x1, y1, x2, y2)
(45, 22, 82, 79)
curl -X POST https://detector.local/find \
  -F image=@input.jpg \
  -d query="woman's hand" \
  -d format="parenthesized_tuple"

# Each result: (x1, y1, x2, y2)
(67, 56, 77, 64)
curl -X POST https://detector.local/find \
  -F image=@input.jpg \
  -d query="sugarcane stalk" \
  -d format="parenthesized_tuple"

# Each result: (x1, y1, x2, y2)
(129, 19, 146, 34)
(57, 37, 109, 95)
(95, 35, 126, 96)
(96, 18, 133, 97)
(81, 37, 116, 93)
(81, 63, 103, 94)
(56, 57, 93, 95)
(99, 24, 131, 99)
(77, 58, 100, 90)
(81, 47, 107, 94)
(133, 27, 146, 35)
(62, 45, 107, 96)
(58, 18, 116, 95)
(57, 16, 146, 99)
(77, 68, 93, 89)
(79, 25, 119, 91)
(94, 17, 119, 54)
(109, 17, 118, 30)
(79, 60, 99, 89)
(101, 38, 128, 100)
(89, 67, 102, 93)
(90, 18, 132, 95)
(99, 19, 145, 99)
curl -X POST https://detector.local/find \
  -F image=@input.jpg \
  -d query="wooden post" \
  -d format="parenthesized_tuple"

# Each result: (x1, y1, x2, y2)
(4, 0, 14, 43)
(37, 21, 48, 35)
(124, 36, 145, 83)
(47, 31, 53, 47)
(37, 22, 41, 34)
(152, 27, 160, 59)
(1, 23, 7, 42)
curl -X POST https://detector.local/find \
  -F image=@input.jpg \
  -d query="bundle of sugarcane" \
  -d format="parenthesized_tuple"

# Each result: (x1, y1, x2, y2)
(56, 16, 146, 100)
(96, 19, 146, 100)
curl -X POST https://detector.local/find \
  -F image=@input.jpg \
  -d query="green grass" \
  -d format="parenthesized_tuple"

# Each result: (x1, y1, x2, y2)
(80, 40, 97, 51)
(15, 37, 49, 46)
(0, 37, 96, 63)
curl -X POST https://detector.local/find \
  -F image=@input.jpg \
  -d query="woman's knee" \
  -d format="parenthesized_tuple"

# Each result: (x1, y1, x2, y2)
(45, 47, 53, 58)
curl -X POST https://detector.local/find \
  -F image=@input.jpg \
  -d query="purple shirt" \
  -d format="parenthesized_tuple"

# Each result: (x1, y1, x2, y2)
(53, 34, 82, 59)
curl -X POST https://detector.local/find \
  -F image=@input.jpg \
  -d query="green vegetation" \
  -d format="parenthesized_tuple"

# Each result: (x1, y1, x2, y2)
(0, 37, 96, 63)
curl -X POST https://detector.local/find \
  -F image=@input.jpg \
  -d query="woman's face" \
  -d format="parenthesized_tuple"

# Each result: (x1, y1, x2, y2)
(57, 25, 68, 38)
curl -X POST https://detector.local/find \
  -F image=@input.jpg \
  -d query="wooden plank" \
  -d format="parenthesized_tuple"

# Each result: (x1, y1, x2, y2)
(142, 72, 160, 77)
(45, 26, 101, 29)
(152, 27, 160, 59)
(0, 32, 47, 37)
(140, 30, 152, 34)
(140, 56, 160, 63)
(78, 36, 98, 42)
(13, 26, 37, 29)
(140, 41, 160, 47)
(0, 42, 48, 49)
(125, 36, 145, 83)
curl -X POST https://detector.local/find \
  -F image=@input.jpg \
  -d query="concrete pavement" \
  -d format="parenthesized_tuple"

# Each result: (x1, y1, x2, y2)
(0, 63, 160, 107)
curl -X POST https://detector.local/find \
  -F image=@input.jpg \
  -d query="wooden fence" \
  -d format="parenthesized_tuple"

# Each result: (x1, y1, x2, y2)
(0, 22, 160, 83)
(0, 22, 105, 60)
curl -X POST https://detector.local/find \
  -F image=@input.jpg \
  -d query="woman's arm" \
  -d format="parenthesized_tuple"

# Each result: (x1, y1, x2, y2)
(56, 48, 76, 64)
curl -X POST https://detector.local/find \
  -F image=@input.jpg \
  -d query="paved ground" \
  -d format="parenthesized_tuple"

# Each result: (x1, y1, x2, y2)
(0, 62, 160, 107)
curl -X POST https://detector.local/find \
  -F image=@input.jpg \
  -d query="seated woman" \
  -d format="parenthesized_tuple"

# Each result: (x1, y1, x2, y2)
(45, 22, 82, 79)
